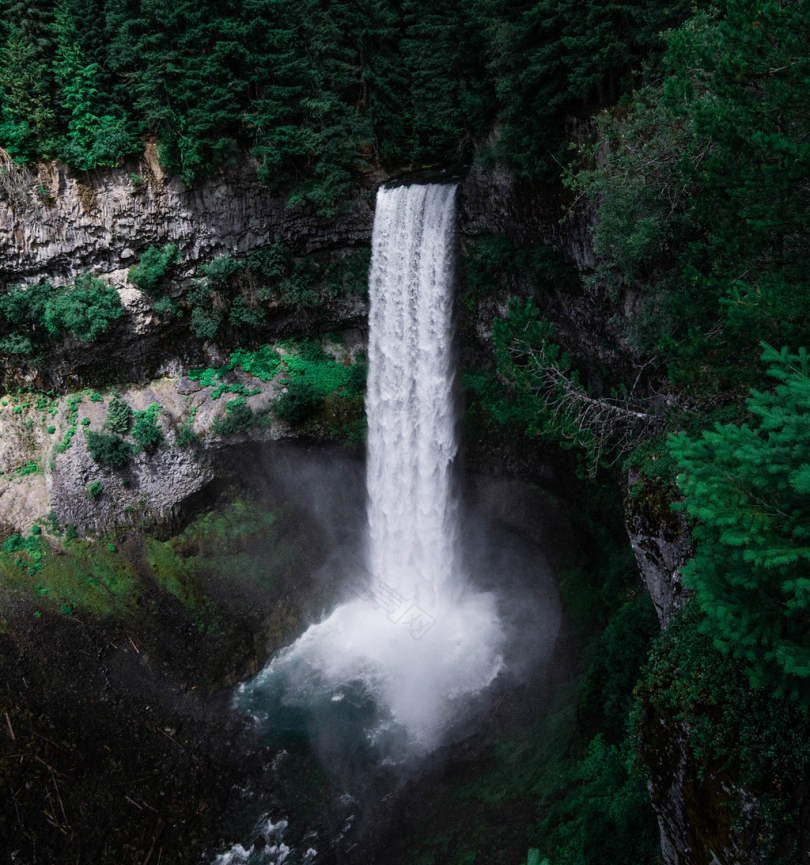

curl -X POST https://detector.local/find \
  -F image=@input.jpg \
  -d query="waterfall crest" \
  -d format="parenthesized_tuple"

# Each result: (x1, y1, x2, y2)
(236, 182, 504, 751)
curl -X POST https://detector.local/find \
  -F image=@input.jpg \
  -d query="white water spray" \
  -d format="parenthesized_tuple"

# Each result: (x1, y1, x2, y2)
(239, 182, 504, 751)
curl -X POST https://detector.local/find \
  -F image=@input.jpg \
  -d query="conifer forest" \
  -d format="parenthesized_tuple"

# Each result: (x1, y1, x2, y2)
(0, 0, 809, 863)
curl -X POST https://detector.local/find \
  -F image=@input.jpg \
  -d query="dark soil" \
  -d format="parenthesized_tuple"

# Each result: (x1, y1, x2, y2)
(0, 574, 333, 865)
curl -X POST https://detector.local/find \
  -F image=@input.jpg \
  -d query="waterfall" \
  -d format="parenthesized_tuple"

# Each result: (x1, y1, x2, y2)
(366, 182, 461, 612)
(236, 182, 504, 752)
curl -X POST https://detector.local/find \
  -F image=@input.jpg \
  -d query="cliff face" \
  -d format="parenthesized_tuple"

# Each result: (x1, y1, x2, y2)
(0, 145, 374, 288)
(624, 470, 692, 626)
(0, 151, 760, 865)
(3, 152, 590, 289)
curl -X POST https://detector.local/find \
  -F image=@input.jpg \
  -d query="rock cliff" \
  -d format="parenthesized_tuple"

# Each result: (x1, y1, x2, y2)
(0, 144, 374, 288)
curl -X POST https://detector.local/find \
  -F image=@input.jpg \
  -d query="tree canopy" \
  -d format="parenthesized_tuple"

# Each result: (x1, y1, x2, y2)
(0, 0, 701, 210)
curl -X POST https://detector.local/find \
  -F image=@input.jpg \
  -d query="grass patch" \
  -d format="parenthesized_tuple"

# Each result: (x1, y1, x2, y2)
(0, 499, 299, 628)
(0, 531, 139, 617)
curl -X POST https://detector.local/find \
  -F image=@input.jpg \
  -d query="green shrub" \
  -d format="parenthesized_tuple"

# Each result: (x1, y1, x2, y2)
(228, 296, 266, 329)
(131, 403, 164, 453)
(3, 532, 38, 554)
(0, 277, 124, 356)
(200, 255, 241, 286)
(128, 244, 181, 296)
(86, 430, 134, 467)
(43, 275, 125, 341)
(189, 306, 221, 341)
(537, 736, 659, 865)
(325, 248, 371, 300)
(344, 354, 368, 397)
(103, 396, 131, 433)
(636, 603, 810, 851)
(176, 421, 200, 447)
(87, 481, 103, 497)
(272, 378, 320, 425)
(279, 259, 319, 308)
(580, 593, 658, 741)
(152, 296, 178, 317)
(0, 332, 36, 355)
(213, 397, 262, 435)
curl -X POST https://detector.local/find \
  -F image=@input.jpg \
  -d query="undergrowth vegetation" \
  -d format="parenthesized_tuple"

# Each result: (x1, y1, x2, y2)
(0, 242, 370, 379)
(188, 338, 367, 444)
(0, 498, 295, 630)
(387, 486, 661, 865)
(0, 275, 124, 359)
(636, 603, 810, 859)
(182, 242, 370, 341)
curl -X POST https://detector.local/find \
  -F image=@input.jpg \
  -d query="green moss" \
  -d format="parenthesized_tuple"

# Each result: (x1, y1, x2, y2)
(0, 534, 138, 617)
(55, 394, 83, 454)
(189, 344, 283, 386)
(146, 499, 289, 632)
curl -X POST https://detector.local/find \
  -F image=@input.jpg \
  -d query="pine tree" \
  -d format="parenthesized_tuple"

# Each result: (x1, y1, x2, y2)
(53, 0, 138, 169)
(670, 345, 810, 693)
(0, 0, 58, 158)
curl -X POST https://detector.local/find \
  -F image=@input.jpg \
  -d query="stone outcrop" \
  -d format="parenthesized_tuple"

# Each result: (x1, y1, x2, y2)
(458, 163, 596, 271)
(624, 469, 693, 625)
(640, 711, 764, 865)
(0, 145, 375, 288)
(0, 334, 365, 536)
(1, 154, 594, 287)
(0, 150, 372, 390)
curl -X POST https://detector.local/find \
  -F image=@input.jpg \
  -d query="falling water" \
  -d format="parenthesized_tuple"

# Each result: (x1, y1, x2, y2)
(366, 182, 461, 609)
(235, 182, 505, 753)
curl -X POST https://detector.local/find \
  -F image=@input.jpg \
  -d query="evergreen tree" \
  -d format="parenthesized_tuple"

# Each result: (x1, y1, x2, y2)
(670, 345, 810, 693)
(53, 0, 138, 169)
(0, 0, 58, 159)
(401, 0, 497, 163)
(570, 0, 810, 393)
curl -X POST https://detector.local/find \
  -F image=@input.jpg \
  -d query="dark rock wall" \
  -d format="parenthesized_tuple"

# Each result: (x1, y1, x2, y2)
(0, 144, 374, 288)
(624, 470, 693, 626)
